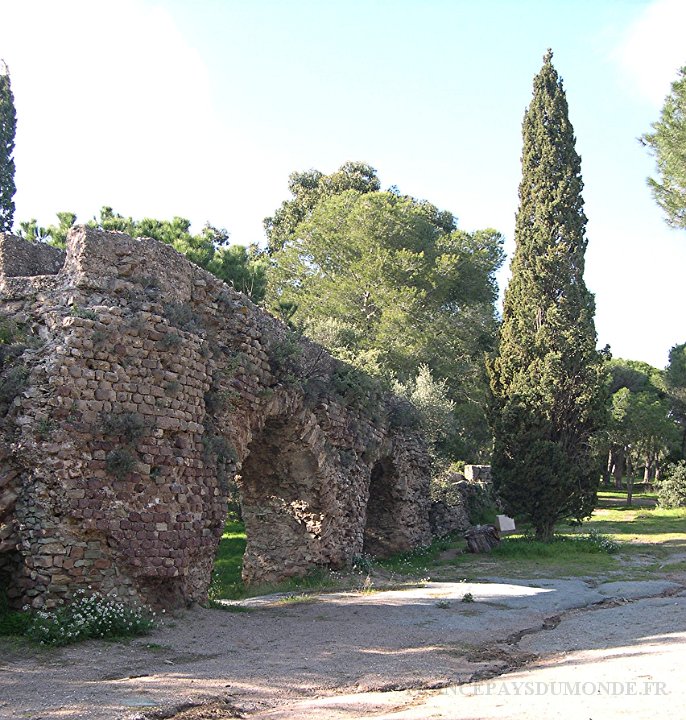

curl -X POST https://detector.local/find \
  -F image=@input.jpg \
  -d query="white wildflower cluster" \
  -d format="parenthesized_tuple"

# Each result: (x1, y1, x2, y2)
(576, 529, 620, 554)
(26, 588, 156, 646)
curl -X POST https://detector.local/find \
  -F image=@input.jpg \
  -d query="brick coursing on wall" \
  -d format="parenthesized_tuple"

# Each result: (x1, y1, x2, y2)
(0, 227, 432, 609)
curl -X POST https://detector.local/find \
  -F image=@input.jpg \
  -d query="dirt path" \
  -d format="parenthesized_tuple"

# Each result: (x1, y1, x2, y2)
(266, 586, 686, 720)
(1, 574, 684, 720)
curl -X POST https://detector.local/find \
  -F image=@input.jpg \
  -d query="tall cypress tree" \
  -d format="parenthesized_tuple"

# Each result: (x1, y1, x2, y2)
(0, 60, 17, 232)
(487, 50, 606, 540)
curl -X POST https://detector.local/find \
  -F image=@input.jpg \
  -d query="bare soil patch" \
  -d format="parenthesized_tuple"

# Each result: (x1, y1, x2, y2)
(2, 572, 684, 720)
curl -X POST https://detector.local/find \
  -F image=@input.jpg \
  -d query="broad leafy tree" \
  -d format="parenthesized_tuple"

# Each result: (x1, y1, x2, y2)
(603, 359, 680, 503)
(487, 50, 607, 540)
(0, 60, 17, 232)
(209, 243, 268, 303)
(267, 181, 504, 462)
(264, 161, 381, 253)
(641, 65, 686, 229)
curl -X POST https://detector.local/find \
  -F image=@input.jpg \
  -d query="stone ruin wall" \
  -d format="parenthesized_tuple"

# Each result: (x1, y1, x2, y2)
(0, 227, 433, 610)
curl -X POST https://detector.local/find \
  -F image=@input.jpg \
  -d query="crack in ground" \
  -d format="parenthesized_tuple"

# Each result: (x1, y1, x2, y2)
(455, 582, 686, 686)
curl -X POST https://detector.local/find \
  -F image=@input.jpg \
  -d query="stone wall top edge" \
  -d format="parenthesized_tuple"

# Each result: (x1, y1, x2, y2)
(63, 226, 254, 307)
(0, 233, 66, 279)
(0, 226, 410, 422)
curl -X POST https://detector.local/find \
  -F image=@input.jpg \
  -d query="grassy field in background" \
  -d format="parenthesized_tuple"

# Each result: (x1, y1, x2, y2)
(210, 520, 247, 599)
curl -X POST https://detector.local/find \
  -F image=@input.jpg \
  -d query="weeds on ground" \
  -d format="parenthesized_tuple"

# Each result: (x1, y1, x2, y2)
(374, 535, 455, 576)
(276, 593, 319, 605)
(0, 589, 156, 647)
(206, 602, 253, 613)
(26, 590, 156, 646)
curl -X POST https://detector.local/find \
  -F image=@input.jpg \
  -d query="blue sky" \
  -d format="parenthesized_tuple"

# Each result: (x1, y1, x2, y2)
(0, 0, 684, 368)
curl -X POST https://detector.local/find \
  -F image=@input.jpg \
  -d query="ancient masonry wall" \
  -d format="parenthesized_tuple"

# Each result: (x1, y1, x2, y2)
(0, 228, 432, 609)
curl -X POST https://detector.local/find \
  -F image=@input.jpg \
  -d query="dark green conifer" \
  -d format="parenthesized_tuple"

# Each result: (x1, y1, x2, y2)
(0, 60, 17, 232)
(487, 50, 606, 540)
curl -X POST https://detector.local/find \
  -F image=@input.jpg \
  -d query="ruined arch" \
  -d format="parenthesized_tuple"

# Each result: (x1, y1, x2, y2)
(237, 406, 334, 584)
(363, 456, 403, 557)
(0, 228, 432, 609)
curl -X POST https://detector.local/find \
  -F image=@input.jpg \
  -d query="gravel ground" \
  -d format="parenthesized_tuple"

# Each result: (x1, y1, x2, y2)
(1, 574, 684, 720)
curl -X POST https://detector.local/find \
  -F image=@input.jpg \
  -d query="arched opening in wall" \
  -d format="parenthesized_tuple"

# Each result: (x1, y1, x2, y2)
(225, 413, 331, 587)
(363, 457, 401, 557)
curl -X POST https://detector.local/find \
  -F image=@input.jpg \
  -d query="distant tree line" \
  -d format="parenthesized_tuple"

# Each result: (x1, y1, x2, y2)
(599, 351, 685, 503)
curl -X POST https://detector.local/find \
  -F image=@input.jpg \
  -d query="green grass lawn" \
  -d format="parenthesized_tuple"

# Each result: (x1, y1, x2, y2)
(586, 506, 686, 541)
(210, 520, 247, 598)
(597, 488, 658, 508)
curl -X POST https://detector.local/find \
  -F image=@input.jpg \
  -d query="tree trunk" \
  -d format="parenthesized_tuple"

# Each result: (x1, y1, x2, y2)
(627, 474, 634, 507)
(603, 449, 613, 486)
(613, 447, 625, 489)
(534, 519, 555, 542)
(626, 454, 634, 506)
(644, 453, 657, 490)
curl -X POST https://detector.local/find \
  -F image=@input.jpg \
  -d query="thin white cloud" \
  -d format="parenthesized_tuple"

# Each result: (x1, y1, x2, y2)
(614, 0, 686, 106)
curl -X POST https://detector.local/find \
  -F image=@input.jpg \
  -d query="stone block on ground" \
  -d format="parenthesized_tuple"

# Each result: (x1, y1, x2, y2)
(464, 524, 500, 553)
